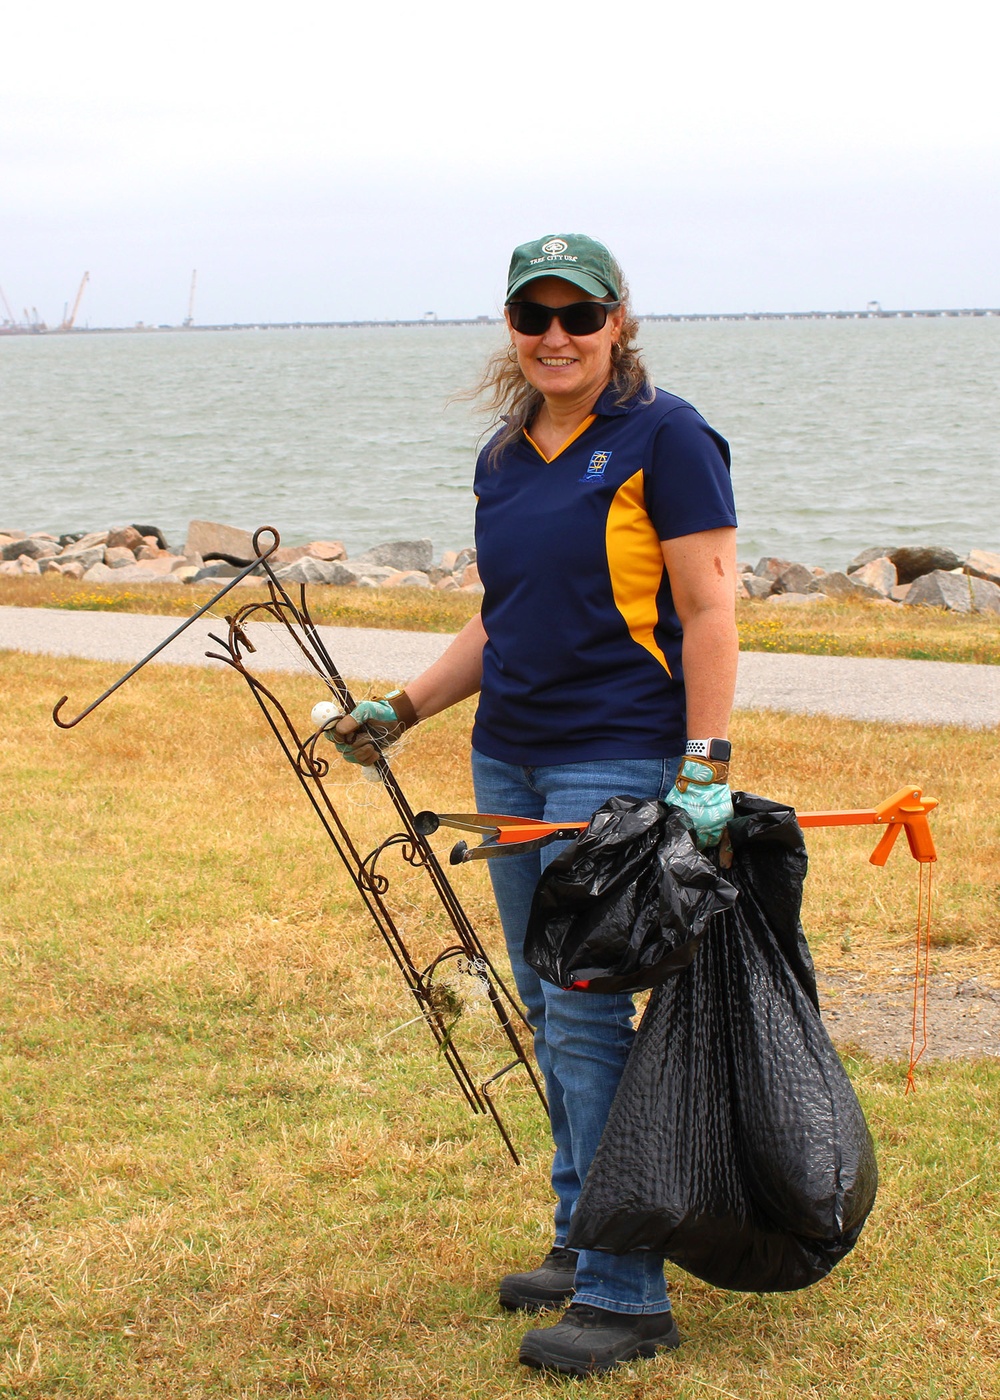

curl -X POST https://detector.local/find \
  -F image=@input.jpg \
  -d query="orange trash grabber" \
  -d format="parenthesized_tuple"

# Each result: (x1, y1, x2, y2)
(417, 785, 940, 1088)
(414, 785, 938, 867)
(412, 811, 592, 864)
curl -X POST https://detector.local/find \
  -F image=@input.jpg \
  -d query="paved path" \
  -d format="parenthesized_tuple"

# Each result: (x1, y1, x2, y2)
(2, 606, 997, 728)
(0, 606, 450, 688)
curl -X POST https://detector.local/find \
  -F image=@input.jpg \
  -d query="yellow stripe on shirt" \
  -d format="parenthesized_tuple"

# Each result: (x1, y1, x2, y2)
(605, 468, 672, 674)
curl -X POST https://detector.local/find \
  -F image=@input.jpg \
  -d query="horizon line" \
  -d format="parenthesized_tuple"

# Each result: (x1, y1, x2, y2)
(3, 305, 999, 336)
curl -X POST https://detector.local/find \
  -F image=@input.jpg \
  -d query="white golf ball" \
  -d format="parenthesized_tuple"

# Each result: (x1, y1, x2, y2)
(311, 700, 344, 728)
(310, 698, 381, 781)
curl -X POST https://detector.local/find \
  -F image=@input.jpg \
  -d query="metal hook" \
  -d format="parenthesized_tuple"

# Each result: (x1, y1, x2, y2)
(51, 527, 280, 728)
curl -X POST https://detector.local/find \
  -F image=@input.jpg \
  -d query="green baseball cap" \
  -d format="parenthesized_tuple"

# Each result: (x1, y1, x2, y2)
(506, 234, 621, 302)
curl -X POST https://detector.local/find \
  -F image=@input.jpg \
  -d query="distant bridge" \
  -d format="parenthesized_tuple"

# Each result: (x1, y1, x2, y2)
(3, 307, 998, 335)
(638, 307, 1000, 322)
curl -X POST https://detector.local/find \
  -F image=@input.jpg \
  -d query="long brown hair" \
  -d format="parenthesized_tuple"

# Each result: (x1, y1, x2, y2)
(470, 258, 652, 468)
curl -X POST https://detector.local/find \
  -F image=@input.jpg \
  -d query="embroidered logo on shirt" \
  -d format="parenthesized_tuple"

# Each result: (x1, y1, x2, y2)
(580, 450, 612, 483)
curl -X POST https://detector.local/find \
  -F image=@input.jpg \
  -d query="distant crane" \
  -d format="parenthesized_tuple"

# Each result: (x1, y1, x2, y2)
(0, 284, 18, 327)
(60, 272, 90, 331)
(183, 269, 197, 327)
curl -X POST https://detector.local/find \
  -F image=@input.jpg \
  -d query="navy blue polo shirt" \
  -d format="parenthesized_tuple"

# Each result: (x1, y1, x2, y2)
(471, 383, 737, 764)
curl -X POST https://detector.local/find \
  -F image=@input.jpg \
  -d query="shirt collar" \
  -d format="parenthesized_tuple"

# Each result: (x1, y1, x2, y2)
(592, 380, 647, 418)
(502, 380, 649, 431)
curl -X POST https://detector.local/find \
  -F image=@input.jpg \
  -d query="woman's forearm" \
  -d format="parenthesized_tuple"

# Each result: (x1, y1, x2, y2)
(405, 612, 487, 720)
(679, 606, 739, 740)
(661, 527, 739, 741)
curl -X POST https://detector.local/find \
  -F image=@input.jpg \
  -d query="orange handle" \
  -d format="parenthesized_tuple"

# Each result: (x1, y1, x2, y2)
(798, 785, 938, 865)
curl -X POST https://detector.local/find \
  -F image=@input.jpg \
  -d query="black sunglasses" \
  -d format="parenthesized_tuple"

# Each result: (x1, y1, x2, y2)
(506, 299, 621, 337)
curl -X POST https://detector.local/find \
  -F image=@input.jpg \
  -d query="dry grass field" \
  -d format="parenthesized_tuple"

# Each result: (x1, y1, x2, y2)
(0, 649, 998, 1398)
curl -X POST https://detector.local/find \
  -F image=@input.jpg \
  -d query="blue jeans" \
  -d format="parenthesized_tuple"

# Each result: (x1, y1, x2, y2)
(471, 749, 682, 1315)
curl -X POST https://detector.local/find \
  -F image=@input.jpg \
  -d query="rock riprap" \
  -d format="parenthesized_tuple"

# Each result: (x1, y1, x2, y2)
(0, 522, 997, 612)
(736, 546, 1000, 615)
(0, 522, 484, 594)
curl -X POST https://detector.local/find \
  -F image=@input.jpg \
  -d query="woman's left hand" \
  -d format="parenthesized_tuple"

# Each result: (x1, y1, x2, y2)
(666, 760, 734, 849)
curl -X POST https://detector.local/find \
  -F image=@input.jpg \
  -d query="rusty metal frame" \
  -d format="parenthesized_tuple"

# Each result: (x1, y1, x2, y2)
(52, 526, 547, 1162)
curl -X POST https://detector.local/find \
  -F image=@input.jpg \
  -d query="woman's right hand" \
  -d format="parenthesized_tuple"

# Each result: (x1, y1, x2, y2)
(319, 610, 487, 767)
(329, 699, 409, 766)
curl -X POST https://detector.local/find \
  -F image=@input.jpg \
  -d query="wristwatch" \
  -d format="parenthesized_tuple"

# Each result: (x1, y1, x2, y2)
(676, 738, 731, 789)
(684, 738, 731, 762)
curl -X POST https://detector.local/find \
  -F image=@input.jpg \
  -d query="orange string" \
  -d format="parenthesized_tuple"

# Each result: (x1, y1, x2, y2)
(905, 863, 933, 1093)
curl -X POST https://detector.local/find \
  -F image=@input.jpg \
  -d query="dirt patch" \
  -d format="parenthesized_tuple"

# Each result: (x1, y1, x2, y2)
(818, 971, 1000, 1060)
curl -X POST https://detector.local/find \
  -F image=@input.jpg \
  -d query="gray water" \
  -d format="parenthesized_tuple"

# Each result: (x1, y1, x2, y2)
(1, 318, 997, 570)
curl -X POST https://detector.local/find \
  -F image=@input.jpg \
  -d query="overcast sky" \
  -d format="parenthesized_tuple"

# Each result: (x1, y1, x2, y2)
(4, 0, 999, 326)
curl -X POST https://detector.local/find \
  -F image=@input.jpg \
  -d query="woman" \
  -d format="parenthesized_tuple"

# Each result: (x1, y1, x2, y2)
(334, 233, 739, 1377)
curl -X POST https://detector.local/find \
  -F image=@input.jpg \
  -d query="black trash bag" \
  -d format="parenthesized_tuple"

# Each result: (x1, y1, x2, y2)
(567, 792, 878, 1293)
(524, 796, 738, 995)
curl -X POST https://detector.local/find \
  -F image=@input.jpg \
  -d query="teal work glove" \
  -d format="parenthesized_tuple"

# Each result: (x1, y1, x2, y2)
(666, 758, 734, 850)
(332, 700, 402, 766)
(325, 692, 418, 767)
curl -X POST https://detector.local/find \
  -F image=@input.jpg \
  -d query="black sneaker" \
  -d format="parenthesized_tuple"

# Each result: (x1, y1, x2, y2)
(498, 1246, 578, 1313)
(518, 1301, 681, 1376)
